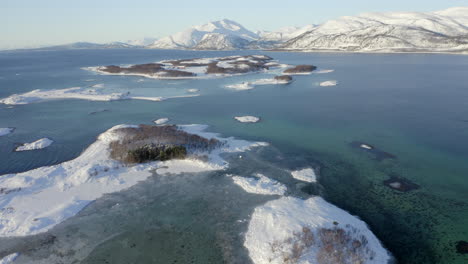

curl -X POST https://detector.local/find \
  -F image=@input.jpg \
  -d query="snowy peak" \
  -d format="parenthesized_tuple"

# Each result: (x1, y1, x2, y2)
(148, 19, 259, 49)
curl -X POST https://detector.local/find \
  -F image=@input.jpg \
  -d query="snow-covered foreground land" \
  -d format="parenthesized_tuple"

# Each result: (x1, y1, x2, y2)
(0, 87, 199, 105)
(15, 138, 54, 152)
(234, 116, 260, 123)
(291, 168, 317, 183)
(0, 124, 268, 237)
(0, 128, 14, 136)
(245, 196, 391, 264)
(231, 174, 287, 195)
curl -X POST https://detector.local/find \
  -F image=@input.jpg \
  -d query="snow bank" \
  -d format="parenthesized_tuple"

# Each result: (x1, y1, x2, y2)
(0, 128, 14, 136)
(15, 138, 54, 151)
(234, 116, 260, 123)
(0, 87, 199, 105)
(0, 124, 268, 237)
(245, 196, 391, 264)
(320, 80, 338, 86)
(231, 174, 287, 195)
(291, 168, 317, 183)
(0, 253, 18, 264)
(154, 118, 169, 125)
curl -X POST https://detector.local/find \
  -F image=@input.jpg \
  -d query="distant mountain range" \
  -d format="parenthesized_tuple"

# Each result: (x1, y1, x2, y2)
(10, 7, 468, 53)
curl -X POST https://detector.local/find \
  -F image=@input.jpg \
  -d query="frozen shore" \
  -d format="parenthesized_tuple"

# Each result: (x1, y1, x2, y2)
(0, 124, 268, 237)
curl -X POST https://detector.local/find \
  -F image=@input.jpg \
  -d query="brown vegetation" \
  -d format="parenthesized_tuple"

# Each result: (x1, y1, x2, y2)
(268, 225, 375, 264)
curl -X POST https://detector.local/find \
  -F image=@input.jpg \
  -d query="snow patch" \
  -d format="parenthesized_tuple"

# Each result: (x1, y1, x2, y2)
(231, 174, 287, 195)
(291, 168, 317, 183)
(15, 138, 54, 151)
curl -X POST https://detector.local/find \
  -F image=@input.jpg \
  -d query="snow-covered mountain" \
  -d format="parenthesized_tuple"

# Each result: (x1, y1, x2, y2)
(126, 37, 158, 46)
(282, 7, 468, 53)
(148, 19, 259, 50)
(257, 25, 316, 42)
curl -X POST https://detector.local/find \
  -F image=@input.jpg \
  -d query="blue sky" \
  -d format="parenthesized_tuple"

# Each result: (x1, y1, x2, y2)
(1, 0, 467, 49)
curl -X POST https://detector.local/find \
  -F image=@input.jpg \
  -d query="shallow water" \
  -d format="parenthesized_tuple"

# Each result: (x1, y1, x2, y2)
(0, 49, 467, 263)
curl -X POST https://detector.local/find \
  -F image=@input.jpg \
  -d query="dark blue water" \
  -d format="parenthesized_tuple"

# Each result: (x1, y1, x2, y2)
(0, 49, 467, 263)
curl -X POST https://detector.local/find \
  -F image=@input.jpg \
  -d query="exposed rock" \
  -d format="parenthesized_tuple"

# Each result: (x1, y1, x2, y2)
(350, 141, 397, 161)
(456, 241, 468, 254)
(274, 75, 293, 82)
(383, 176, 420, 192)
(284, 65, 317, 74)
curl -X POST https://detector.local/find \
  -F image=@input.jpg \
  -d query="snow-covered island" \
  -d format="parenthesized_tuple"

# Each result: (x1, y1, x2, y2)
(226, 75, 293, 91)
(0, 87, 199, 106)
(153, 118, 169, 125)
(15, 138, 54, 152)
(0, 127, 15, 136)
(86, 55, 280, 79)
(244, 196, 392, 264)
(234, 116, 260, 123)
(0, 124, 268, 237)
(320, 80, 338, 87)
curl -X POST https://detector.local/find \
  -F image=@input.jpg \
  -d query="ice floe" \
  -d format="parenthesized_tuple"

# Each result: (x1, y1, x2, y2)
(226, 78, 291, 91)
(15, 138, 54, 152)
(187, 88, 199, 93)
(245, 196, 391, 264)
(320, 80, 338, 86)
(0, 87, 199, 105)
(0, 124, 268, 237)
(0, 128, 14, 136)
(231, 174, 287, 195)
(291, 168, 317, 183)
(154, 118, 169, 125)
(234, 116, 260, 123)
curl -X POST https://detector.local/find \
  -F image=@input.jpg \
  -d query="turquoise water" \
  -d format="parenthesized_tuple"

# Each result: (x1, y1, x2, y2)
(0, 49, 467, 263)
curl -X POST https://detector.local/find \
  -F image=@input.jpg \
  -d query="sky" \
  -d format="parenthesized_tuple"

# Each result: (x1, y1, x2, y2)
(1, 0, 467, 49)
